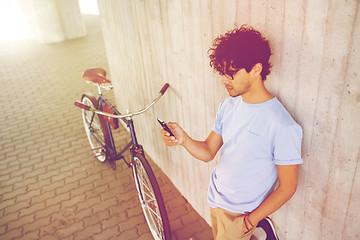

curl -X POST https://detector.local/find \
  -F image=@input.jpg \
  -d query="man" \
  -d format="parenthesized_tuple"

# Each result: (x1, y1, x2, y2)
(160, 25, 303, 240)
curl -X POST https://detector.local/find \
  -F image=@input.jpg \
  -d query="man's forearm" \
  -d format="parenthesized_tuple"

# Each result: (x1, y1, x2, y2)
(249, 184, 297, 225)
(249, 164, 298, 226)
(181, 135, 215, 162)
(180, 131, 222, 162)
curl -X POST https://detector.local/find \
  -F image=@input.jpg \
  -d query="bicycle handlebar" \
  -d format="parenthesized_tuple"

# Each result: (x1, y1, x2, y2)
(159, 83, 169, 95)
(74, 83, 170, 119)
(74, 101, 91, 111)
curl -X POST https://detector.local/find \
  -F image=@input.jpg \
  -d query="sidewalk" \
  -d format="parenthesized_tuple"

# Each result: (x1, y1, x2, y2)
(0, 15, 212, 240)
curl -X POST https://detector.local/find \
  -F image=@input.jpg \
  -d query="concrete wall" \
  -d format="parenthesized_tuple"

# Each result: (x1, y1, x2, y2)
(19, 0, 86, 43)
(97, 0, 360, 239)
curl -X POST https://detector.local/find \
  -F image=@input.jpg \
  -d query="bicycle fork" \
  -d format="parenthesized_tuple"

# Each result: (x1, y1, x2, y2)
(130, 146, 147, 205)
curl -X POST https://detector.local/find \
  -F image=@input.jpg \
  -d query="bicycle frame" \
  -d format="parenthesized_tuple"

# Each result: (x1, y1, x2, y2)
(92, 93, 144, 166)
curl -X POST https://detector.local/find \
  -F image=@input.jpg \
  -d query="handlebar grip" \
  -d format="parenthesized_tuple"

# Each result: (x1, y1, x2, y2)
(74, 101, 91, 111)
(159, 83, 170, 95)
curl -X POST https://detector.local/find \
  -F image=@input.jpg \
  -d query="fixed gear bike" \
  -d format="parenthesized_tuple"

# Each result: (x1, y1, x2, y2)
(74, 68, 171, 240)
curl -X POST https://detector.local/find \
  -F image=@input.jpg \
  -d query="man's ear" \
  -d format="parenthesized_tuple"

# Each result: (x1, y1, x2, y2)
(252, 63, 263, 77)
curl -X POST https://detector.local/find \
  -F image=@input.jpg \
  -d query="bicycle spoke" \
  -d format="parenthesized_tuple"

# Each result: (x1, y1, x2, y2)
(139, 178, 154, 195)
(133, 156, 169, 240)
(146, 204, 161, 220)
(147, 211, 163, 236)
(81, 95, 108, 162)
(141, 186, 163, 236)
(144, 194, 156, 203)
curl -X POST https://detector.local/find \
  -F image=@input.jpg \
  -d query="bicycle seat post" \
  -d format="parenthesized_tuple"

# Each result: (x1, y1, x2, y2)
(125, 109, 131, 120)
(97, 84, 103, 95)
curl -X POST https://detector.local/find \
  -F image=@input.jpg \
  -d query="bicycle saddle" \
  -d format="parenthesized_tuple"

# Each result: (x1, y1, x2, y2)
(82, 68, 111, 84)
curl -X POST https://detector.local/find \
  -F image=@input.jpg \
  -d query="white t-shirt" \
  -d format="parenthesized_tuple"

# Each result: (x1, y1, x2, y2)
(208, 96, 303, 213)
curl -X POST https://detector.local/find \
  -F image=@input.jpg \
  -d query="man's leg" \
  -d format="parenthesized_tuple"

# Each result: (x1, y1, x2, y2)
(210, 207, 257, 240)
(210, 207, 219, 239)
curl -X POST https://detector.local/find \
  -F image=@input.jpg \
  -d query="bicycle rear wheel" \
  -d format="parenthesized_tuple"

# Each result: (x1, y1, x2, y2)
(81, 94, 110, 162)
(132, 154, 171, 240)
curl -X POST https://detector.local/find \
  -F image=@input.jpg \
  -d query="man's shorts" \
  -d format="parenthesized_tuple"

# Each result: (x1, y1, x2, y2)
(210, 207, 257, 240)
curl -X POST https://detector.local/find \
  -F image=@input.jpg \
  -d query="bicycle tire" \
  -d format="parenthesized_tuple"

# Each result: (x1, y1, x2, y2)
(81, 94, 110, 162)
(132, 154, 171, 240)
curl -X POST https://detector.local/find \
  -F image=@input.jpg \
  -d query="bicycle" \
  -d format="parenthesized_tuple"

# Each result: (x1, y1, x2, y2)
(74, 68, 171, 240)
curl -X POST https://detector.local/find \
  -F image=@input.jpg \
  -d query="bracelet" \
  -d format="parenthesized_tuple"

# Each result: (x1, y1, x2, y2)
(244, 212, 254, 232)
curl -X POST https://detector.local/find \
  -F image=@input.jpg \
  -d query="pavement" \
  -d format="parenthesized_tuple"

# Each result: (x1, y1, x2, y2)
(0, 15, 213, 240)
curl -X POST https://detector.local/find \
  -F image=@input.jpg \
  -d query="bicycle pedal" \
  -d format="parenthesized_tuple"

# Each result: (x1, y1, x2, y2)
(92, 146, 103, 151)
(94, 153, 105, 158)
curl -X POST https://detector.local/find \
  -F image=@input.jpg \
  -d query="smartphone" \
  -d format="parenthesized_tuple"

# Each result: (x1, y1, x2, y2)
(157, 119, 174, 136)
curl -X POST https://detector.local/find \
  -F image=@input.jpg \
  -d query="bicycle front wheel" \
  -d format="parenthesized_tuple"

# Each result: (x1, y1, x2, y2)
(81, 94, 109, 162)
(132, 154, 171, 240)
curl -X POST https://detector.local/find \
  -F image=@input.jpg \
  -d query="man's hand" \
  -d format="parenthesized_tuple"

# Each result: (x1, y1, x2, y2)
(160, 122, 187, 146)
(241, 214, 257, 237)
(160, 123, 223, 162)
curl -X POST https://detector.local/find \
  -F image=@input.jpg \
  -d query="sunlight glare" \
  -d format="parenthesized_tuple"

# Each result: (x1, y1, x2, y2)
(0, 0, 32, 43)
(79, 0, 99, 15)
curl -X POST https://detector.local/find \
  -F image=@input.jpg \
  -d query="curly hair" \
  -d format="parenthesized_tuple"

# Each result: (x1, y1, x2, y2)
(208, 25, 272, 80)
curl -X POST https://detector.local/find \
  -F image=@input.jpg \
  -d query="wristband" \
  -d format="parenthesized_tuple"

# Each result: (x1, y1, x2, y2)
(244, 212, 254, 232)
